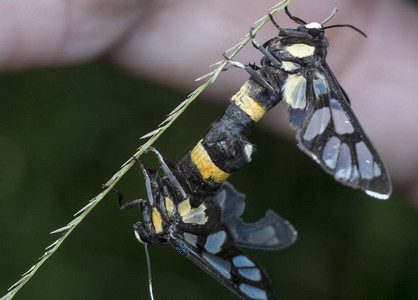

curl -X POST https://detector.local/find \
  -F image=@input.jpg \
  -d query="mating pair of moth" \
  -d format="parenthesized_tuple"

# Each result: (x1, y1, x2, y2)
(120, 7, 392, 300)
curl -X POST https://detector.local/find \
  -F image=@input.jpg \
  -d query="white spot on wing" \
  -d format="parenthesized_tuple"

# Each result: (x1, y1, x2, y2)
(322, 136, 341, 169)
(204, 231, 226, 254)
(238, 268, 262, 281)
(283, 75, 307, 109)
(203, 253, 231, 279)
(303, 107, 330, 141)
(313, 72, 328, 95)
(335, 143, 352, 180)
(233, 255, 255, 268)
(330, 99, 354, 134)
(239, 283, 267, 300)
(355, 142, 373, 179)
(184, 233, 198, 247)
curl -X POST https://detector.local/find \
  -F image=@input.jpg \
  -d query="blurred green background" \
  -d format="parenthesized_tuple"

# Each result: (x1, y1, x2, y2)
(0, 62, 417, 300)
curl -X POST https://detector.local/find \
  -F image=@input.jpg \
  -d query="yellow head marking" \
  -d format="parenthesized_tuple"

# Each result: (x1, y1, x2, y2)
(190, 141, 230, 183)
(152, 208, 163, 234)
(285, 43, 315, 58)
(306, 22, 322, 29)
(165, 197, 175, 216)
(231, 82, 267, 122)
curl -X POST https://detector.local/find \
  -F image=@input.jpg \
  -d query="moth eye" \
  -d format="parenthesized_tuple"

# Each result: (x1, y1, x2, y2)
(134, 229, 150, 244)
(308, 28, 321, 37)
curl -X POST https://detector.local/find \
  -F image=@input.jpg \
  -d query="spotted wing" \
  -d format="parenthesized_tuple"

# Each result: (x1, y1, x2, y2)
(285, 61, 392, 199)
(171, 200, 279, 300)
(215, 181, 297, 250)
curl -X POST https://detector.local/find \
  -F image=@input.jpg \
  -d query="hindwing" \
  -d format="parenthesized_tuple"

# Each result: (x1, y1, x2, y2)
(215, 182, 297, 250)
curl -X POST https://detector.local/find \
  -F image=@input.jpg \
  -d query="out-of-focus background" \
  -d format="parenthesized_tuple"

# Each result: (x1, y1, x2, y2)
(1, 1, 418, 300)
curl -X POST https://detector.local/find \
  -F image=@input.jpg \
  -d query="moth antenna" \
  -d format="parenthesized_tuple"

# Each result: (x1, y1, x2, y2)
(321, 7, 338, 25)
(144, 243, 155, 300)
(323, 24, 367, 38)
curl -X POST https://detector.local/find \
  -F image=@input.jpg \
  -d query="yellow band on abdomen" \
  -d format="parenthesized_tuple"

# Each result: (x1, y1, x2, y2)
(190, 140, 230, 183)
(231, 82, 267, 122)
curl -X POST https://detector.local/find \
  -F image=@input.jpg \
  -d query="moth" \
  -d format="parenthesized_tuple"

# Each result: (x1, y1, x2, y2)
(236, 7, 392, 199)
(121, 148, 297, 300)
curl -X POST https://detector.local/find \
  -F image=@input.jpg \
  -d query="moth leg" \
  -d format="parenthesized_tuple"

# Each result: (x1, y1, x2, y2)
(108, 188, 125, 207)
(268, 13, 281, 31)
(107, 159, 153, 211)
(130, 156, 159, 209)
(259, 64, 283, 92)
(120, 198, 147, 210)
(222, 52, 275, 92)
(249, 27, 282, 68)
(278, 27, 312, 39)
(284, 6, 307, 25)
(108, 186, 147, 210)
(262, 36, 280, 49)
(144, 147, 188, 200)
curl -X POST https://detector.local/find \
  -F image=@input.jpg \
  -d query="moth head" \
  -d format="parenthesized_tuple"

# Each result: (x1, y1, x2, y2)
(285, 6, 367, 38)
(300, 22, 325, 38)
(134, 222, 151, 244)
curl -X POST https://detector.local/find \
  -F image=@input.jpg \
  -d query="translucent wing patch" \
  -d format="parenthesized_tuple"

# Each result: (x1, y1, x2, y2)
(287, 66, 392, 199)
(214, 181, 297, 250)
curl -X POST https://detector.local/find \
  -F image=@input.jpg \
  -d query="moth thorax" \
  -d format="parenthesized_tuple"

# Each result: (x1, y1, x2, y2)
(305, 22, 322, 29)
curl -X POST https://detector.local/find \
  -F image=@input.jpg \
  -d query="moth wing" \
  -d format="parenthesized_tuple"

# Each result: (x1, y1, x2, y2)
(171, 201, 279, 300)
(287, 62, 391, 199)
(215, 182, 297, 250)
(214, 181, 246, 220)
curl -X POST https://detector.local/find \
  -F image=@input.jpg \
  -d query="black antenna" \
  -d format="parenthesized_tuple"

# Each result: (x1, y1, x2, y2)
(285, 6, 306, 25)
(144, 243, 155, 300)
(323, 24, 367, 37)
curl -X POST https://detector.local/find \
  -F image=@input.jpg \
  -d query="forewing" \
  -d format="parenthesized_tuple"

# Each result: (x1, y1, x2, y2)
(215, 182, 297, 250)
(288, 63, 391, 199)
(171, 201, 279, 300)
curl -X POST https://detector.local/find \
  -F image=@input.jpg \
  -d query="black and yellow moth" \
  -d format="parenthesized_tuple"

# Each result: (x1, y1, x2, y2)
(116, 6, 392, 299)
(121, 148, 296, 300)
(231, 7, 392, 199)
(172, 7, 391, 201)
